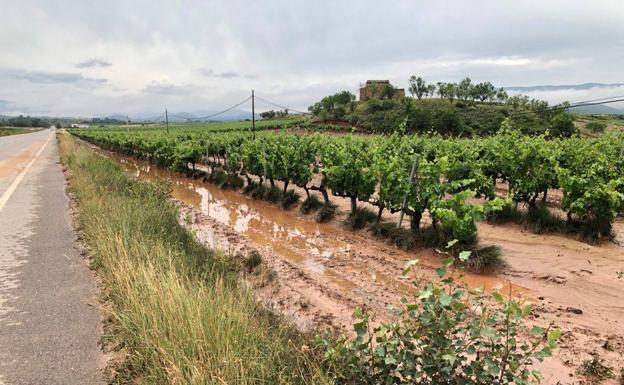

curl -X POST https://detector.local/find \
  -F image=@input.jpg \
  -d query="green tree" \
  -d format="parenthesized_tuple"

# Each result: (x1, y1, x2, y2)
(496, 88, 508, 102)
(409, 76, 428, 100)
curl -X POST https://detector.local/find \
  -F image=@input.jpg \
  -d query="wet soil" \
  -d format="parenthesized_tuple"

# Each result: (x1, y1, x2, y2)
(0, 141, 42, 179)
(102, 151, 623, 385)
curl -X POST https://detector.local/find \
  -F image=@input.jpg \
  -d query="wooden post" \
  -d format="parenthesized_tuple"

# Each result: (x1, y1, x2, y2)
(397, 155, 419, 229)
(252, 90, 256, 140)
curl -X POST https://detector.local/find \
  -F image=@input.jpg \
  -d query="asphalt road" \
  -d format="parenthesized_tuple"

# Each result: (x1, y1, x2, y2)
(0, 130, 103, 385)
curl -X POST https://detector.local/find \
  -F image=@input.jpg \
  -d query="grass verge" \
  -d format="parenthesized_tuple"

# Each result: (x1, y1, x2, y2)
(0, 127, 42, 137)
(59, 133, 329, 385)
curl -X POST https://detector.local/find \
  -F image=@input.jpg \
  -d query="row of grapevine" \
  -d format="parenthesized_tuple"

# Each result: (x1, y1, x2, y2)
(70, 126, 624, 241)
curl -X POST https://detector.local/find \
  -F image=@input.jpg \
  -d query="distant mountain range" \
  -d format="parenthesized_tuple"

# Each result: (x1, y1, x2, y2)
(566, 103, 624, 114)
(98, 108, 255, 122)
(505, 82, 624, 92)
(504, 82, 624, 115)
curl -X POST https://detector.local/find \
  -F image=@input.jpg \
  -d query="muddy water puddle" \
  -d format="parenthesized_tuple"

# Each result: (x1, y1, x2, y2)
(109, 153, 529, 302)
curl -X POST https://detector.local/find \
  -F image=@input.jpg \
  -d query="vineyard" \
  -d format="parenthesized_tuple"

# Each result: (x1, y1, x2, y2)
(70, 122, 624, 259)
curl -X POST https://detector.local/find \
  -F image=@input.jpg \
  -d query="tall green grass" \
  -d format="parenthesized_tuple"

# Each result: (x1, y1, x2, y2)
(59, 134, 329, 385)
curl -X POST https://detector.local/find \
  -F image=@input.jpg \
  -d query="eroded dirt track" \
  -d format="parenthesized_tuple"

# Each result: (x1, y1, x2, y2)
(108, 152, 623, 385)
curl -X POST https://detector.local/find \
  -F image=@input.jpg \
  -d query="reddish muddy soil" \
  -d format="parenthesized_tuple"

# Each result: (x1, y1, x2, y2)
(102, 149, 623, 385)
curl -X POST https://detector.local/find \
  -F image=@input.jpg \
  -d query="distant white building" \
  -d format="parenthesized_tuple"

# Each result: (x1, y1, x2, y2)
(70, 123, 90, 128)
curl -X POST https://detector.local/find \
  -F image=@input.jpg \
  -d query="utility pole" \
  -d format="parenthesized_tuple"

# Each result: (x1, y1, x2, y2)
(397, 155, 419, 229)
(251, 89, 256, 140)
(165, 109, 169, 134)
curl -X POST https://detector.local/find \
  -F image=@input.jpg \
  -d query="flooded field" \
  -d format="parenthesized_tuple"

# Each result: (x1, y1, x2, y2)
(104, 150, 624, 384)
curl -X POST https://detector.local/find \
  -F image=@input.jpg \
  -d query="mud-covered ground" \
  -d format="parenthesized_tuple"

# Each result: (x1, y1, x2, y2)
(104, 150, 623, 385)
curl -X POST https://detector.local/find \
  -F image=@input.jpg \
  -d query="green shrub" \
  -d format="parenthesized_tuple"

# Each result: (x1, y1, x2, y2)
(549, 113, 578, 138)
(315, 256, 560, 385)
(432, 191, 507, 246)
(586, 121, 607, 133)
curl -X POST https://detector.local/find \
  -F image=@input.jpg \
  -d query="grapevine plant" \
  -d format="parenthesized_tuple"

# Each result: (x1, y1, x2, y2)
(70, 123, 624, 241)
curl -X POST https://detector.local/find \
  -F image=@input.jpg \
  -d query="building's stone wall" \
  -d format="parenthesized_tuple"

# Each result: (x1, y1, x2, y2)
(359, 80, 405, 101)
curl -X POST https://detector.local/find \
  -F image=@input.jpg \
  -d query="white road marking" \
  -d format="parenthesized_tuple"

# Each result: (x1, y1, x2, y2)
(0, 133, 53, 212)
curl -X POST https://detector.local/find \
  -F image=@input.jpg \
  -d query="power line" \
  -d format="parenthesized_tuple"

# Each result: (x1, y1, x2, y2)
(168, 96, 252, 122)
(567, 97, 624, 109)
(148, 113, 166, 123)
(452, 95, 624, 119)
(254, 94, 311, 115)
(568, 94, 624, 105)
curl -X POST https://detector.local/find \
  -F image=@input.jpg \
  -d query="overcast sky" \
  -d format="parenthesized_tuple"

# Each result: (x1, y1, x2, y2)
(1, 0, 623, 117)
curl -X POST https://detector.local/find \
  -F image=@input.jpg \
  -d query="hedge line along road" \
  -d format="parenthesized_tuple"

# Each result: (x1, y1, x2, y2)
(0, 129, 103, 385)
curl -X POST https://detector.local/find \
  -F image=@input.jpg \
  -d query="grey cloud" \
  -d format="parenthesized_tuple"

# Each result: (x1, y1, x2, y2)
(0, 99, 11, 111)
(76, 59, 112, 68)
(2, 69, 106, 84)
(199, 68, 254, 79)
(142, 82, 198, 95)
(2, 0, 624, 116)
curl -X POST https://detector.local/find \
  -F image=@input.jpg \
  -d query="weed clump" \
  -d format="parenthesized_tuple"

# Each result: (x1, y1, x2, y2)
(224, 174, 244, 189)
(281, 190, 300, 209)
(462, 245, 504, 273)
(371, 222, 417, 250)
(526, 204, 564, 233)
(577, 353, 614, 383)
(345, 207, 377, 230)
(244, 251, 263, 273)
(208, 170, 228, 187)
(265, 186, 283, 203)
(300, 195, 324, 214)
(316, 203, 337, 223)
(243, 182, 267, 198)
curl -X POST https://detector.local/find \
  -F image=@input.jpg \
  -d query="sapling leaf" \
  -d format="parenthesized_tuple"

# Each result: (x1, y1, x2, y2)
(531, 326, 544, 337)
(459, 250, 471, 261)
(402, 259, 419, 275)
(446, 239, 459, 248)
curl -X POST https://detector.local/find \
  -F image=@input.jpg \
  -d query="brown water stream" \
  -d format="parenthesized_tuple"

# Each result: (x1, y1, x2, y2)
(111, 153, 529, 298)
